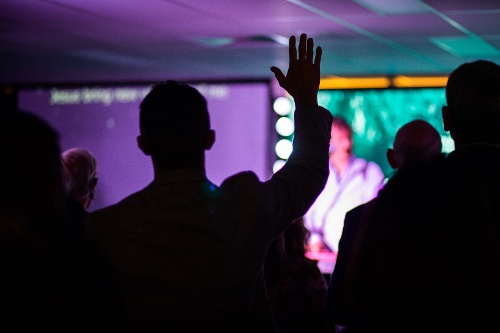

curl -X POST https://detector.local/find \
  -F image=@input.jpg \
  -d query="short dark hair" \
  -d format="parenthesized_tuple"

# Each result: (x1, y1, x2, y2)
(139, 81, 210, 167)
(446, 60, 500, 143)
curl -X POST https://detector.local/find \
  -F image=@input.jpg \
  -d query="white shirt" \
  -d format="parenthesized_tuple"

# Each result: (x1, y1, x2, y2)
(305, 156, 384, 252)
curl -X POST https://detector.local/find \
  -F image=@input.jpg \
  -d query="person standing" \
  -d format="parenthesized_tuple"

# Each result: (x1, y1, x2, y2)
(60, 147, 98, 248)
(84, 34, 332, 332)
(305, 116, 384, 254)
(325, 119, 443, 331)
(336, 60, 500, 332)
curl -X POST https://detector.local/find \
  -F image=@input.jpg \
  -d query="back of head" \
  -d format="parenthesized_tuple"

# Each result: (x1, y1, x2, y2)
(0, 110, 63, 225)
(446, 60, 500, 144)
(139, 81, 210, 169)
(61, 148, 97, 202)
(393, 120, 442, 169)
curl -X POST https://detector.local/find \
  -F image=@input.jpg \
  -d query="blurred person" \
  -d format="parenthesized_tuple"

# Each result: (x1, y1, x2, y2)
(304, 117, 384, 255)
(0, 111, 99, 332)
(0, 112, 64, 230)
(264, 217, 330, 332)
(84, 34, 332, 332)
(62, 147, 98, 211)
(60, 147, 98, 247)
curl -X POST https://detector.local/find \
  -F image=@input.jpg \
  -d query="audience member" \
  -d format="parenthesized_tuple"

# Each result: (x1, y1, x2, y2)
(84, 34, 332, 332)
(325, 119, 443, 331)
(60, 147, 98, 247)
(386, 119, 443, 170)
(0, 111, 98, 331)
(264, 217, 329, 332)
(304, 116, 384, 256)
(335, 60, 500, 332)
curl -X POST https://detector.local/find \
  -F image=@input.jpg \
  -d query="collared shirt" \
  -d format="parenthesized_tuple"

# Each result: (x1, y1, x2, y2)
(305, 156, 384, 253)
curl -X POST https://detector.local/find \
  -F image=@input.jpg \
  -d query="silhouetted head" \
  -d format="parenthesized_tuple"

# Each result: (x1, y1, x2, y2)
(387, 120, 442, 170)
(61, 148, 98, 210)
(0, 111, 64, 225)
(330, 116, 353, 155)
(442, 60, 500, 146)
(137, 81, 215, 171)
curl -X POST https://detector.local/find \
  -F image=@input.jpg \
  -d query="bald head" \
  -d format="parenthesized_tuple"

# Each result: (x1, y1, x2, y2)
(388, 120, 442, 170)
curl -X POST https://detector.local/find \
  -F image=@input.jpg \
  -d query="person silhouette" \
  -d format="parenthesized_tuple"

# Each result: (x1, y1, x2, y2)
(264, 217, 330, 332)
(325, 119, 443, 331)
(84, 34, 332, 332)
(60, 148, 98, 248)
(386, 119, 443, 171)
(0, 111, 100, 331)
(336, 60, 500, 332)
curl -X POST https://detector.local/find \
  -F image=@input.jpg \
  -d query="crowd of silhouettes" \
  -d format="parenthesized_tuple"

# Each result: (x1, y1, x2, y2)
(326, 60, 500, 332)
(2, 32, 500, 332)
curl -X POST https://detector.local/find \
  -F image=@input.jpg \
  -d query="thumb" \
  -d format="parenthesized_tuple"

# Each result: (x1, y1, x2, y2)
(270, 66, 286, 86)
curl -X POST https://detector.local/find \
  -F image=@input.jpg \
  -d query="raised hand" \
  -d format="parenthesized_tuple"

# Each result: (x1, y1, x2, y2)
(271, 33, 322, 105)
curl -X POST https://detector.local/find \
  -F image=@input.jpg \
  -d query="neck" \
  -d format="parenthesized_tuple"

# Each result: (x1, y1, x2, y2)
(152, 158, 206, 178)
(77, 196, 91, 211)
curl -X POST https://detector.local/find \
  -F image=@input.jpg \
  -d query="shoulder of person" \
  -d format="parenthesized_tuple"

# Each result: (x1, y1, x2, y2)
(381, 160, 446, 202)
(365, 160, 383, 173)
(85, 205, 117, 229)
(351, 157, 382, 175)
(85, 189, 144, 225)
(220, 171, 260, 190)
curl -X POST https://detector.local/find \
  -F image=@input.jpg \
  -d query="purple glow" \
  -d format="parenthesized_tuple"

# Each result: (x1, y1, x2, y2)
(19, 83, 271, 211)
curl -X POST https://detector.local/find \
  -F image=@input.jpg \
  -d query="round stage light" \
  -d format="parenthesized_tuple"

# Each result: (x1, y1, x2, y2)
(275, 139, 293, 159)
(275, 116, 294, 137)
(273, 97, 292, 116)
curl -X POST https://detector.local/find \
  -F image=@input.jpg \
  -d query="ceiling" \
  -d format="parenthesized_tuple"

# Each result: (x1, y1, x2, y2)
(2, 0, 500, 85)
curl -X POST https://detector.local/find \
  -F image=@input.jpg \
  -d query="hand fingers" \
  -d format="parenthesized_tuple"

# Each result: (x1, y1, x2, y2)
(307, 37, 313, 63)
(288, 35, 297, 64)
(314, 46, 322, 67)
(270, 66, 286, 86)
(298, 33, 307, 61)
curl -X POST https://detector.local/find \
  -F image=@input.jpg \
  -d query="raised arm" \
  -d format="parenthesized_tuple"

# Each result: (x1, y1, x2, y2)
(271, 33, 322, 105)
(265, 34, 332, 234)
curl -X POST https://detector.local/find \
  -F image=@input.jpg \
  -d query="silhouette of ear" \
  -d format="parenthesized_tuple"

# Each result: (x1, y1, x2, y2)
(442, 106, 451, 132)
(88, 178, 97, 199)
(91, 177, 98, 189)
(89, 177, 98, 190)
(387, 148, 397, 169)
(137, 135, 151, 155)
(205, 130, 216, 150)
